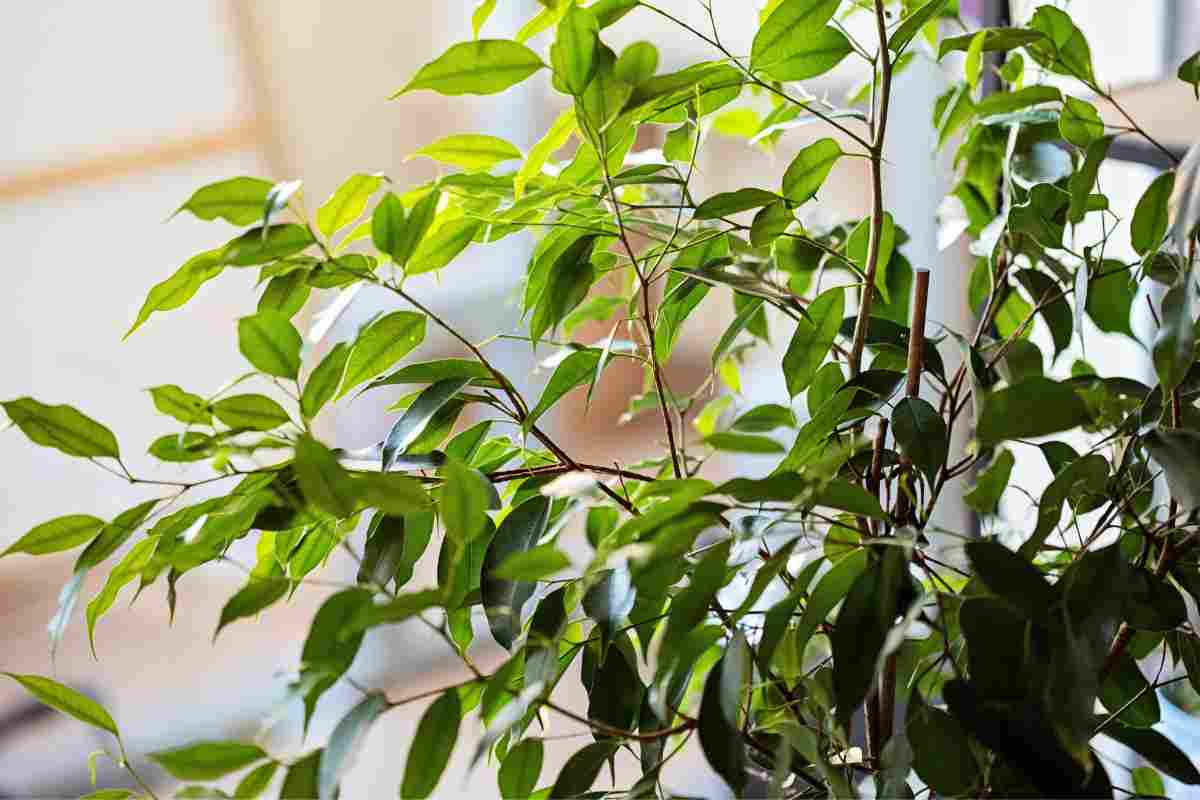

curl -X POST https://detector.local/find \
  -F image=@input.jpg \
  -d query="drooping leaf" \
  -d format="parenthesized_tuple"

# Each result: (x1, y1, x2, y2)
(1153, 283, 1195, 393)
(698, 645, 748, 796)
(439, 456, 491, 543)
(530, 235, 598, 345)
(401, 691, 461, 799)
(482, 495, 551, 649)
(126, 249, 225, 337)
(526, 348, 603, 430)
(318, 693, 388, 800)
(214, 578, 288, 639)
(550, 741, 619, 799)
(889, 0, 950, 54)
(498, 738, 543, 799)
(301, 342, 351, 419)
(397, 40, 545, 96)
(406, 218, 482, 275)
(906, 690, 979, 796)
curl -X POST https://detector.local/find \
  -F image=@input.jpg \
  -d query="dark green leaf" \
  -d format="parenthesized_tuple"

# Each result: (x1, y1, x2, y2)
(148, 741, 266, 781)
(499, 738, 543, 799)
(223, 225, 314, 266)
(1059, 96, 1104, 148)
(1069, 136, 1112, 224)
(731, 404, 795, 433)
(1133, 171, 1176, 256)
(402, 691, 461, 799)
(963, 449, 1014, 514)
(976, 377, 1090, 449)
(398, 40, 545, 96)
(483, 496, 551, 649)
(1144, 428, 1200, 511)
(301, 342, 351, 419)
(551, 741, 619, 798)
(530, 236, 597, 345)
(526, 348, 603, 430)
(693, 188, 781, 220)
(698, 646, 747, 796)
(1180, 51, 1200, 97)
(906, 691, 979, 796)
(889, 0, 950, 54)
(966, 540, 1056, 618)
(382, 377, 472, 471)
(705, 431, 785, 454)
(294, 435, 357, 518)
(1100, 654, 1160, 727)
(215, 579, 288, 639)
(1099, 722, 1200, 784)
(891, 397, 949, 486)
(280, 751, 321, 799)
(654, 274, 709, 361)
(2, 398, 120, 459)
(1153, 284, 1195, 393)
(974, 85, 1061, 119)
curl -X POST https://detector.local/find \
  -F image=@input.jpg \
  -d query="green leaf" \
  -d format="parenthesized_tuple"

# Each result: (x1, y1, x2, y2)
(1059, 96, 1104, 148)
(440, 456, 491, 543)
(317, 173, 384, 238)
(698, 644, 748, 796)
(963, 449, 1014, 514)
(1132, 766, 1166, 798)
(176, 177, 274, 225)
(1144, 428, 1200, 511)
(1132, 171, 1176, 255)
(966, 540, 1056, 618)
(237, 311, 302, 379)
(299, 589, 373, 726)
(1099, 722, 1200, 785)
(148, 741, 266, 781)
(705, 431, 785, 454)
(732, 404, 795, 433)
(382, 377, 472, 470)
(492, 543, 570, 582)
(1069, 136, 1112, 224)
(125, 249, 224, 337)
(530, 235, 598, 345)
(339, 311, 426, 397)
(964, 31, 987, 89)
(550, 741, 618, 799)
(891, 397, 949, 486)
(211, 394, 291, 431)
(391, 189, 440, 269)
(907, 691, 979, 796)
(483, 495, 551, 649)
(889, 0, 950, 54)
(974, 85, 1061, 119)
(371, 192, 406, 259)
(406, 217, 482, 275)
(582, 566, 636, 641)
(751, 0, 841, 73)
(832, 545, 910, 727)
(318, 692, 388, 800)
(472, 0, 498, 37)
(2, 397, 120, 459)
(499, 738, 544, 799)
(147, 385, 211, 425)
(3, 673, 118, 736)
(693, 188, 781, 220)
(294, 435, 357, 518)
(976, 377, 1090, 449)
(222, 224, 314, 266)
(781, 137, 842, 204)
(301, 342, 351, 419)
(86, 537, 158, 654)
(654, 274, 709, 361)
(1180, 50, 1200, 98)
(938, 28, 1046, 60)
(516, 107, 575, 199)
(259, 271, 311, 318)
(1101, 653, 1160, 727)
(758, 26, 852, 82)
(2, 515, 104, 558)
(410, 134, 523, 172)
(215, 578, 288, 639)
(812, 479, 888, 520)
(234, 761, 279, 799)
(401, 691, 461, 799)
(1153, 283, 1195, 393)
(526, 349, 604, 430)
(614, 41, 659, 84)
(397, 40, 545, 96)
(1027, 5, 1095, 85)
(552, 4, 600, 95)
(280, 751, 321, 799)
(782, 286, 844, 397)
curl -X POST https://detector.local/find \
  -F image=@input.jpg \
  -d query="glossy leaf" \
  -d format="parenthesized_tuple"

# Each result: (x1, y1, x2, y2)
(498, 738, 543, 799)
(482, 495, 551, 649)
(3, 515, 104, 558)
(318, 693, 388, 800)
(317, 173, 384, 238)
(550, 741, 618, 798)
(410, 134, 523, 172)
(2, 398, 120, 459)
(381, 377, 472, 471)
(176, 177, 274, 225)
(237, 311, 302, 379)
(3, 673, 118, 736)
(781, 138, 842, 204)
(339, 311, 426, 397)
(398, 40, 545, 96)
(149, 741, 266, 781)
(401, 691, 461, 799)
(891, 397, 949, 486)
(782, 286, 843, 397)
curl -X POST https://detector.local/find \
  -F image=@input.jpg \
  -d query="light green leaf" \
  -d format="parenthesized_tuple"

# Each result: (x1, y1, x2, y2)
(499, 738, 544, 799)
(148, 741, 267, 781)
(176, 177, 274, 225)
(409, 134, 523, 172)
(85, 537, 158, 654)
(552, 4, 600, 95)
(237, 311, 302, 379)
(526, 348, 603, 430)
(781, 138, 842, 204)
(234, 762, 279, 799)
(391, 188, 440, 269)
(301, 342, 351, 419)
(339, 311, 427, 397)
(2, 515, 104, 558)
(705, 432, 785, 454)
(751, 0, 841, 73)
(1059, 96, 1104, 148)
(294, 435, 358, 519)
(371, 192, 405, 259)
(317, 173, 385, 238)
(1, 397, 120, 459)
(3, 673, 119, 736)
(211, 394, 291, 431)
(125, 249, 225, 337)
(440, 456, 491, 544)
(401, 691, 461, 799)
(693, 188, 781, 220)
(782, 286, 844, 397)
(516, 107, 575, 199)
(889, 0, 950, 54)
(406, 218, 482, 275)
(757, 26, 852, 82)
(222, 224, 314, 266)
(615, 41, 659, 84)
(397, 40, 545, 96)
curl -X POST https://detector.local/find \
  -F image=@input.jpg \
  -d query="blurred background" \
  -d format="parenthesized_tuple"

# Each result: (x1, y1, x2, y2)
(1, 1, 1198, 797)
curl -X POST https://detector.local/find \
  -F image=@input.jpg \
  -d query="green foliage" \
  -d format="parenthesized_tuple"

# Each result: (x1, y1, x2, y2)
(6, 4, 1200, 799)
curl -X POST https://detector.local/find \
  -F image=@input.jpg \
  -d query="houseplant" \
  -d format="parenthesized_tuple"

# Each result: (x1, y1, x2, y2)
(4, 0, 1200, 796)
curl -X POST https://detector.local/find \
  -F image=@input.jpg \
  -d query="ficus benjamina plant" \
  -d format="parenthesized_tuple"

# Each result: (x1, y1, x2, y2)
(5, 1, 1200, 798)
